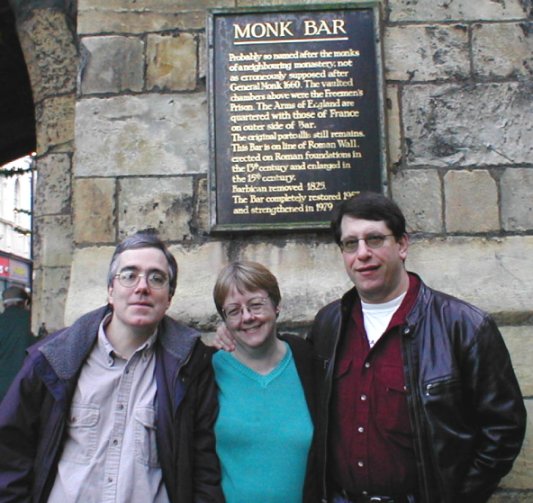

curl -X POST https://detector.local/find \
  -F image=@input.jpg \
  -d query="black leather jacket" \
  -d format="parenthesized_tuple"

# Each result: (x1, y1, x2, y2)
(309, 274, 526, 503)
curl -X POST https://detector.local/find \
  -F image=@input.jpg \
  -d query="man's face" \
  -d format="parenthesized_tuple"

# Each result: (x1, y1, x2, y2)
(340, 215, 409, 303)
(107, 247, 172, 334)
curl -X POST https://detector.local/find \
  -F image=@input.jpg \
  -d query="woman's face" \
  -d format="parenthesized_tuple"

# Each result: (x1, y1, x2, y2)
(222, 286, 278, 352)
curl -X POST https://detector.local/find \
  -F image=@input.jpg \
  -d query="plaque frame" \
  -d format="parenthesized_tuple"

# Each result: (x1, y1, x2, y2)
(207, 2, 387, 232)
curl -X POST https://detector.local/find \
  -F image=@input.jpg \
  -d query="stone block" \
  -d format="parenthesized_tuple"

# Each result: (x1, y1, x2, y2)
(17, 9, 77, 102)
(403, 82, 533, 167)
(390, 169, 443, 233)
(473, 22, 533, 79)
(34, 154, 71, 216)
(385, 24, 469, 81)
(73, 178, 116, 244)
(198, 33, 207, 82)
(77, 0, 231, 34)
(167, 241, 228, 328)
(407, 236, 533, 314)
(33, 215, 73, 268)
(444, 170, 499, 232)
(118, 176, 194, 242)
(64, 245, 114, 325)
(194, 176, 210, 236)
(74, 94, 208, 176)
(35, 95, 75, 155)
(390, 0, 527, 22)
(386, 84, 402, 168)
(501, 326, 533, 397)
(31, 266, 71, 333)
(238, 240, 351, 324)
(501, 168, 533, 232)
(80, 36, 144, 94)
(147, 33, 197, 91)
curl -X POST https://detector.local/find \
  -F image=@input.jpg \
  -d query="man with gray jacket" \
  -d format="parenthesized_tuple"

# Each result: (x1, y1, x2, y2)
(0, 230, 223, 503)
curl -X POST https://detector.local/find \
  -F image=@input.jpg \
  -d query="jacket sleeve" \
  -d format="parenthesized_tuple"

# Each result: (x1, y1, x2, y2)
(192, 353, 225, 503)
(456, 315, 527, 501)
(0, 354, 44, 502)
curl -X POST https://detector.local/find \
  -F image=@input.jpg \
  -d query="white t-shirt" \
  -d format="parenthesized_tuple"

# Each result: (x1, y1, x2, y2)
(361, 292, 407, 348)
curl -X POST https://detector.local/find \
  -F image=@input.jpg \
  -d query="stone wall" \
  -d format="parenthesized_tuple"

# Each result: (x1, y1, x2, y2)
(12, 0, 533, 499)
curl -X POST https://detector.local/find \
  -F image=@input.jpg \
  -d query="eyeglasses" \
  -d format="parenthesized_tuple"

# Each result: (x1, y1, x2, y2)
(114, 269, 169, 289)
(222, 297, 271, 321)
(340, 234, 394, 253)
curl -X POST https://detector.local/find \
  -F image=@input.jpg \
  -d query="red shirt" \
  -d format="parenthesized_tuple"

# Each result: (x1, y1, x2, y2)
(329, 274, 420, 496)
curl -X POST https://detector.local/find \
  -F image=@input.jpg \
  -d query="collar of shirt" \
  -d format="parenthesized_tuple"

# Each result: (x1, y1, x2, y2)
(97, 313, 158, 366)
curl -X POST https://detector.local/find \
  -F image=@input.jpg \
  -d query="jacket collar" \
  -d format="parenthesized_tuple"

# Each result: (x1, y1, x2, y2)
(38, 306, 200, 380)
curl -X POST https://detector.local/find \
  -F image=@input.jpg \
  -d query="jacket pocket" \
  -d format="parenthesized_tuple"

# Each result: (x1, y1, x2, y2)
(135, 406, 160, 467)
(61, 404, 100, 464)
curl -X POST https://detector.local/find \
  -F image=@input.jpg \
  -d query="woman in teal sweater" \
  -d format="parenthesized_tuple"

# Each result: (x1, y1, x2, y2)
(212, 261, 317, 503)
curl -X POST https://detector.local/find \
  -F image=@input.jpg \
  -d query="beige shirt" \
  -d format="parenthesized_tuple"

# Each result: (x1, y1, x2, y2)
(48, 316, 170, 503)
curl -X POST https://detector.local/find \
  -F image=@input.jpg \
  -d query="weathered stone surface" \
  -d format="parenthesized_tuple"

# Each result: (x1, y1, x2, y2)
(74, 94, 208, 176)
(239, 241, 351, 324)
(33, 215, 73, 268)
(77, 0, 233, 34)
(385, 24, 469, 81)
(391, 169, 443, 233)
(147, 33, 197, 91)
(501, 168, 533, 232)
(167, 241, 228, 328)
(118, 176, 194, 241)
(73, 178, 116, 244)
(498, 399, 533, 491)
(390, 0, 527, 22)
(31, 266, 71, 333)
(35, 95, 75, 154)
(386, 84, 402, 167)
(17, 9, 77, 102)
(198, 33, 207, 82)
(64, 246, 114, 326)
(64, 241, 228, 327)
(407, 236, 533, 314)
(444, 170, 499, 232)
(403, 82, 533, 167)
(80, 36, 144, 94)
(501, 326, 533, 397)
(473, 22, 533, 79)
(34, 154, 71, 216)
(194, 176, 210, 235)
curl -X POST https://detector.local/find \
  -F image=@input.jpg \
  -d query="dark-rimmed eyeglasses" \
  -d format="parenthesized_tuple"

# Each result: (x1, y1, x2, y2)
(340, 234, 394, 254)
(222, 297, 271, 321)
(114, 269, 169, 289)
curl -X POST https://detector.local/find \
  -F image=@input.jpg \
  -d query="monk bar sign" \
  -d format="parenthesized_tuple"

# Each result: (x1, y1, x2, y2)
(207, 3, 386, 232)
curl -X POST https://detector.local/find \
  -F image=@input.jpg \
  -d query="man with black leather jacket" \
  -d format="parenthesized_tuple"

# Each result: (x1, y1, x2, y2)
(310, 192, 526, 503)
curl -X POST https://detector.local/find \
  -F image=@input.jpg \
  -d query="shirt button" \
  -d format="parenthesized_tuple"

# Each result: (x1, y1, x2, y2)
(357, 461, 364, 467)
(358, 426, 365, 433)
(360, 394, 367, 401)
(117, 404, 124, 410)
(364, 361, 371, 368)
(112, 439, 118, 446)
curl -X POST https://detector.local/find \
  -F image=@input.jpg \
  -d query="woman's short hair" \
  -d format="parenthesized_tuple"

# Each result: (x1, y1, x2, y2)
(213, 260, 281, 317)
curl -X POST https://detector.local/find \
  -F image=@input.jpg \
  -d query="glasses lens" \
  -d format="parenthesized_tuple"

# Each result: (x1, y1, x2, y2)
(223, 298, 268, 320)
(341, 239, 358, 253)
(366, 235, 386, 249)
(118, 270, 138, 287)
(148, 271, 168, 289)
